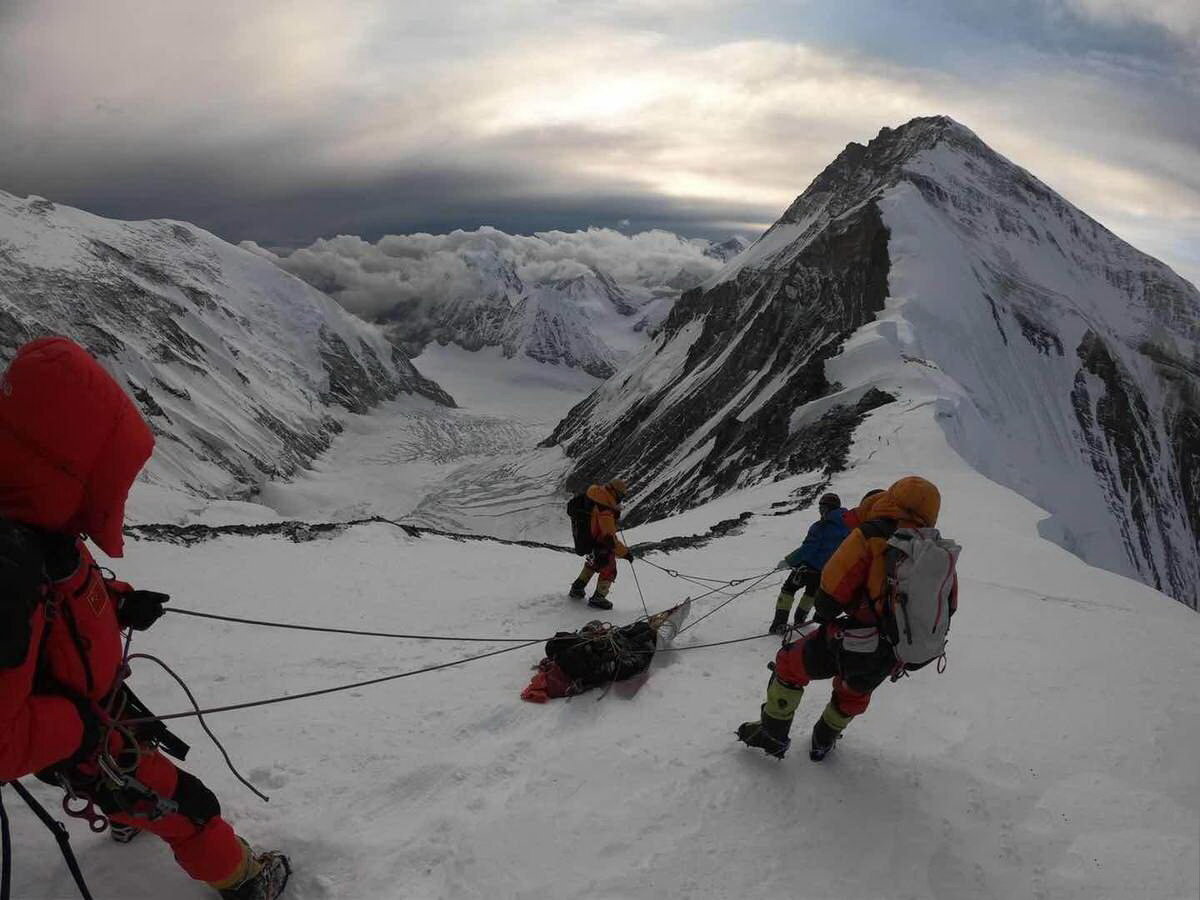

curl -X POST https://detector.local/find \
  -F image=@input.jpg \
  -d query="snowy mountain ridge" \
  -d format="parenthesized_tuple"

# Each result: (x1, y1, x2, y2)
(546, 116, 1200, 607)
(248, 227, 742, 379)
(0, 190, 452, 515)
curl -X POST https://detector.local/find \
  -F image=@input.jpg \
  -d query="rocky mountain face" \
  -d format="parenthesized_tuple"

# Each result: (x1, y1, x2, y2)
(0, 191, 451, 505)
(380, 258, 655, 378)
(545, 116, 1200, 608)
(704, 236, 751, 262)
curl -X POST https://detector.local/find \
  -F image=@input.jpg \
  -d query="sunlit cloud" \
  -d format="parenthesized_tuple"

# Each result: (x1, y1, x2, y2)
(0, 0, 1196, 285)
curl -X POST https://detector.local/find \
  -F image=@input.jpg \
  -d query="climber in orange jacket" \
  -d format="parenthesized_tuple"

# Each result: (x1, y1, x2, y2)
(738, 476, 955, 762)
(568, 479, 634, 610)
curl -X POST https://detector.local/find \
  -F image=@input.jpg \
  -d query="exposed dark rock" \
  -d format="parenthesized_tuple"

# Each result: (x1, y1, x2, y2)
(153, 378, 191, 402)
(127, 380, 170, 422)
(1013, 310, 1063, 356)
(547, 198, 894, 526)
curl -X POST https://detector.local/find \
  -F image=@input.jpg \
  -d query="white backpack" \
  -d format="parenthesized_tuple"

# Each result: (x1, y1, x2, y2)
(880, 527, 961, 669)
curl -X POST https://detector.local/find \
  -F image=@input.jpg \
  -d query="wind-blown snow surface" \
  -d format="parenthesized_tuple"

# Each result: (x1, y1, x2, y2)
(9, 400, 1199, 900)
(246, 228, 737, 378)
(547, 117, 1200, 607)
(0, 190, 451, 515)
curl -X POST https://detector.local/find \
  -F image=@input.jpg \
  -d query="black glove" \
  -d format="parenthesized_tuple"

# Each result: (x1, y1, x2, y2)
(116, 590, 169, 631)
(625, 548, 638, 561)
(811, 589, 840, 625)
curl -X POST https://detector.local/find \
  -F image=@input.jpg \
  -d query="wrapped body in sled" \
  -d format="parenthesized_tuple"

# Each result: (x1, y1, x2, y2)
(521, 601, 690, 702)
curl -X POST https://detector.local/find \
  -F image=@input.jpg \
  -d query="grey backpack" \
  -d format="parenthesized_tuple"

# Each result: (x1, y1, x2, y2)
(880, 527, 961, 669)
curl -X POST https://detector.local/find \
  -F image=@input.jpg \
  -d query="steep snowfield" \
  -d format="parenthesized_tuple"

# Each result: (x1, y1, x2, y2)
(0, 190, 451, 518)
(9, 395, 1198, 900)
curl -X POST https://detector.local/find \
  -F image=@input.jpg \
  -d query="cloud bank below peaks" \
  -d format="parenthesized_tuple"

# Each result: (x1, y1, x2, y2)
(242, 226, 728, 322)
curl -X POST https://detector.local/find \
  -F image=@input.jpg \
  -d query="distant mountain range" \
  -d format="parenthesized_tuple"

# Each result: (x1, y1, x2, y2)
(248, 230, 751, 378)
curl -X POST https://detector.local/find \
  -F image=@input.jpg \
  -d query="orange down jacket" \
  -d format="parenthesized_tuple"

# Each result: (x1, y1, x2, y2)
(585, 484, 629, 558)
(816, 476, 946, 624)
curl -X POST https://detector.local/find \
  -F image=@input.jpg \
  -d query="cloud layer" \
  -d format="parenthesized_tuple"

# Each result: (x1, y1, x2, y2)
(244, 227, 721, 320)
(1, 0, 1196, 284)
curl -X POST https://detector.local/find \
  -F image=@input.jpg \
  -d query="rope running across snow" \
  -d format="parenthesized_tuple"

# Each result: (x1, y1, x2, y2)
(127, 559, 784, 725)
(165, 608, 547, 643)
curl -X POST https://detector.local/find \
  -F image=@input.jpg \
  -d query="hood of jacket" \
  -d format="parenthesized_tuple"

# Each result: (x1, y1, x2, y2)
(867, 476, 941, 528)
(586, 483, 621, 512)
(0, 337, 153, 557)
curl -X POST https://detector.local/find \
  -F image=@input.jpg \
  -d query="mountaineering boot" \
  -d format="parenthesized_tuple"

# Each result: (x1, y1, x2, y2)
(587, 578, 614, 610)
(571, 564, 594, 600)
(217, 848, 292, 900)
(809, 716, 842, 762)
(768, 608, 790, 635)
(109, 822, 141, 844)
(736, 709, 793, 759)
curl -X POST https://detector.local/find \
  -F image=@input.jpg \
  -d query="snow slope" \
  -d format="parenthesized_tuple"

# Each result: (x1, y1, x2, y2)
(546, 117, 1200, 607)
(0, 190, 451, 517)
(8, 384, 1198, 900)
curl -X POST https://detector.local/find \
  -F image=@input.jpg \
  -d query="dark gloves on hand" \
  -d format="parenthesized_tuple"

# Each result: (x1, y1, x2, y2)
(625, 547, 638, 561)
(116, 589, 169, 631)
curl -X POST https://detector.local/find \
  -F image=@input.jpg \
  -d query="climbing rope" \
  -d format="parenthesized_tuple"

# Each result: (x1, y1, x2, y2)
(128, 653, 269, 802)
(655, 632, 773, 652)
(165, 608, 546, 643)
(123, 640, 544, 725)
(638, 557, 767, 586)
(678, 569, 782, 634)
(122, 551, 784, 726)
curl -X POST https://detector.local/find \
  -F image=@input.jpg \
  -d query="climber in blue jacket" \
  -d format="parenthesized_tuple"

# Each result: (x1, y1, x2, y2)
(769, 492, 850, 634)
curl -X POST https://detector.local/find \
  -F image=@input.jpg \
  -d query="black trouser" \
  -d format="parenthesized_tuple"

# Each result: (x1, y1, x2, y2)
(781, 567, 820, 598)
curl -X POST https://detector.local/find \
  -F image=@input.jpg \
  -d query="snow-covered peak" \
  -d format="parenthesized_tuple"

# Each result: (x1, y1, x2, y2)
(547, 116, 1200, 607)
(0, 190, 451, 517)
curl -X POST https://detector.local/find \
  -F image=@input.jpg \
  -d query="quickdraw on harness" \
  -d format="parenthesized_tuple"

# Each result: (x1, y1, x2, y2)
(54, 680, 190, 835)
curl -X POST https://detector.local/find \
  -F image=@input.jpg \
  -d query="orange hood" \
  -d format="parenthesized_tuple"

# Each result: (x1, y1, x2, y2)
(868, 476, 941, 528)
(586, 483, 621, 511)
(0, 337, 154, 557)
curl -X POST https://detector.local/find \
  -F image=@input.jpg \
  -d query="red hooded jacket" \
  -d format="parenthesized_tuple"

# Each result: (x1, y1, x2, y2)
(0, 337, 154, 779)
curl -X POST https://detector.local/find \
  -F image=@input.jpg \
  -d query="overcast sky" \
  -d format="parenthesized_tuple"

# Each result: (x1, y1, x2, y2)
(1, 0, 1197, 284)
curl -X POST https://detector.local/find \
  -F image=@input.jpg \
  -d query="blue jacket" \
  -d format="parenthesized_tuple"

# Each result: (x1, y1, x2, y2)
(784, 508, 849, 571)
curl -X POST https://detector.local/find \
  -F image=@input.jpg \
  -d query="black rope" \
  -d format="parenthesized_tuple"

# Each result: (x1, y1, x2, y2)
(165, 608, 546, 643)
(128, 654, 269, 802)
(656, 632, 773, 652)
(1, 784, 10, 900)
(639, 557, 767, 587)
(679, 569, 782, 634)
(123, 640, 543, 725)
(4, 782, 94, 900)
